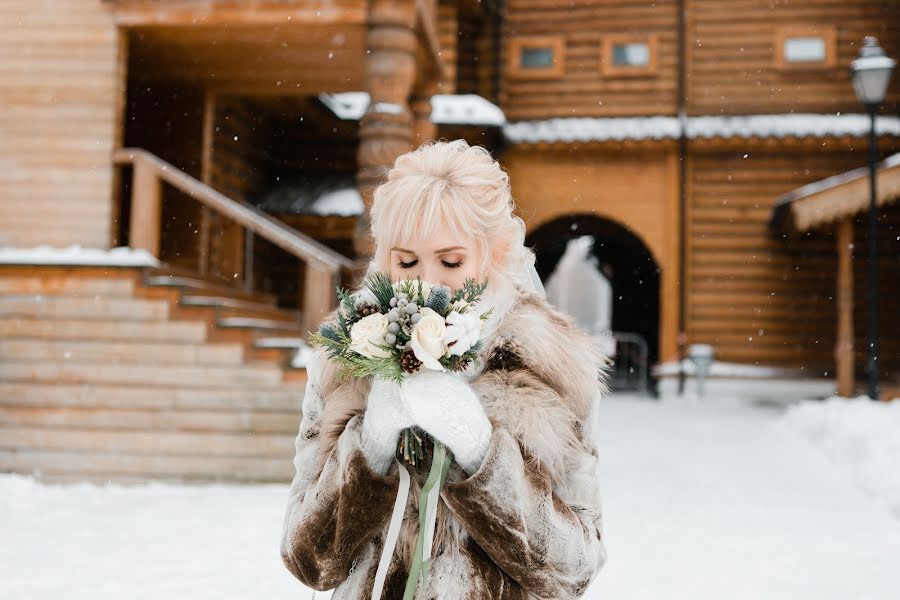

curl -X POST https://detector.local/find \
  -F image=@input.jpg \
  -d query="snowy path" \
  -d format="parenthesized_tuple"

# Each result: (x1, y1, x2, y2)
(592, 395, 900, 600)
(2, 395, 899, 599)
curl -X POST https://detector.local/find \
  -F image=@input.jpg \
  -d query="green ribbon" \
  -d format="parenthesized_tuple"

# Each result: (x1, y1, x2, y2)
(401, 440, 452, 600)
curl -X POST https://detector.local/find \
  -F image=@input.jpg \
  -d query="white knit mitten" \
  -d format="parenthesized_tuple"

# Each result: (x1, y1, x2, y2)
(399, 370, 493, 475)
(360, 376, 416, 475)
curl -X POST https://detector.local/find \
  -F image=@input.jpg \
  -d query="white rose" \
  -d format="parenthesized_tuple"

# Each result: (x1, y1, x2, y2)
(410, 306, 447, 370)
(348, 313, 392, 359)
(443, 310, 482, 356)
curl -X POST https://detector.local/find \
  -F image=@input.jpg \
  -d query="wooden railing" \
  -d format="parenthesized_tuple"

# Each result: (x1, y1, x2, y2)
(114, 148, 356, 335)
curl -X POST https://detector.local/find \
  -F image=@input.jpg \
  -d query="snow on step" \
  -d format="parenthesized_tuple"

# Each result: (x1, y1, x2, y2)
(0, 339, 244, 366)
(0, 405, 299, 435)
(0, 295, 169, 321)
(0, 361, 284, 389)
(0, 382, 301, 412)
(0, 317, 207, 343)
(0, 276, 134, 297)
(0, 426, 295, 459)
(0, 448, 293, 482)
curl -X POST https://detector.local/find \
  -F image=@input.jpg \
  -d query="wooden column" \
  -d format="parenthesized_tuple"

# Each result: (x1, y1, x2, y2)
(836, 217, 855, 397)
(354, 0, 418, 259)
(302, 261, 337, 336)
(129, 158, 162, 257)
(411, 81, 438, 147)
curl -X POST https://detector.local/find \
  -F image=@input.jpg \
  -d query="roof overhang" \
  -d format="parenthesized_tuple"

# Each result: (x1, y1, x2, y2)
(770, 152, 900, 233)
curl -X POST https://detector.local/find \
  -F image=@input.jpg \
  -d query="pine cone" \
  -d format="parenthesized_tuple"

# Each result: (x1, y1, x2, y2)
(357, 302, 379, 317)
(399, 349, 423, 373)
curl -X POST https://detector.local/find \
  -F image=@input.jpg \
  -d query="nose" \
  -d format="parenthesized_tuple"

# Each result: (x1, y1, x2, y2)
(421, 265, 449, 288)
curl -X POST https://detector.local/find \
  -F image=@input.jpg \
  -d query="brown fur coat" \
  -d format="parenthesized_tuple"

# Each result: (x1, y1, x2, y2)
(281, 284, 610, 599)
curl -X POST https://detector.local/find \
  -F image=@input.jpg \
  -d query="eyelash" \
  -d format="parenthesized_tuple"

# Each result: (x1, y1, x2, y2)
(397, 259, 462, 269)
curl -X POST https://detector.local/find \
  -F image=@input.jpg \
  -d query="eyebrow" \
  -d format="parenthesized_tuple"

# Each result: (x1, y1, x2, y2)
(391, 246, 466, 254)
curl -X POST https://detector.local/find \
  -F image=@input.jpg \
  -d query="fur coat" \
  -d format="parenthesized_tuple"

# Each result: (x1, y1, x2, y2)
(280, 280, 610, 599)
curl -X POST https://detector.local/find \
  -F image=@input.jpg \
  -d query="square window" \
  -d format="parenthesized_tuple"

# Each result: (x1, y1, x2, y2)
(602, 35, 658, 77)
(508, 37, 565, 79)
(775, 27, 836, 70)
(520, 47, 555, 68)
(784, 37, 827, 63)
(612, 43, 650, 67)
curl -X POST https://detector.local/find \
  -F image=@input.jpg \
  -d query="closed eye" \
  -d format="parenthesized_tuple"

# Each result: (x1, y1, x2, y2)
(397, 259, 463, 269)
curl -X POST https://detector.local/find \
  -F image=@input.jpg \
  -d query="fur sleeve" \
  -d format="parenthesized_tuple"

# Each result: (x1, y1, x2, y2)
(280, 351, 400, 591)
(440, 384, 607, 599)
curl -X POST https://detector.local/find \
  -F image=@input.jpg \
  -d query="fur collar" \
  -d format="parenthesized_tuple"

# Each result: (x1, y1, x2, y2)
(312, 283, 609, 485)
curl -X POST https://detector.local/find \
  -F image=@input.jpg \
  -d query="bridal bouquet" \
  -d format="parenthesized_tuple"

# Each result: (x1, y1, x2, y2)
(308, 271, 492, 467)
(308, 271, 492, 383)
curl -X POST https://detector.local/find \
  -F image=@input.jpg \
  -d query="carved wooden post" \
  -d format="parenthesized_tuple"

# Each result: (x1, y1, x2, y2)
(354, 0, 418, 261)
(836, 218, 855, 397)
(302, 260, 337, 336)
(411, 81, 438, 147)
(129, 157, 162, 258)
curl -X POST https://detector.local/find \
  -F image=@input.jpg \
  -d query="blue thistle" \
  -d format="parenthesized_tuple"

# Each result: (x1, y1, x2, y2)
(426, 285, 451, 313)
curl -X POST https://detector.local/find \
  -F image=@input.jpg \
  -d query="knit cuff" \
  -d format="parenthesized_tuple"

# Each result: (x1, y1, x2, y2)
(359, 415, 398, 476)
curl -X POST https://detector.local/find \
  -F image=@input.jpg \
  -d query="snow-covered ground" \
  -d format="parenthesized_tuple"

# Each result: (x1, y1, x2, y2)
(2, 394, 899, 599)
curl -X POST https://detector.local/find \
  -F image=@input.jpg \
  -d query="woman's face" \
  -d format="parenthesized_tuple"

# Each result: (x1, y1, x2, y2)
(388, 222, 482, 294)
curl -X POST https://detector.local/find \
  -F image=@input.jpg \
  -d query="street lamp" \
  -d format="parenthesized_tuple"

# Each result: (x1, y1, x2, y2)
(851, 37, 895, 401)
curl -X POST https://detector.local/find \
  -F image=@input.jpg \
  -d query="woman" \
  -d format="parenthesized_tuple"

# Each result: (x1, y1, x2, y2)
(280, 140, 609, 599)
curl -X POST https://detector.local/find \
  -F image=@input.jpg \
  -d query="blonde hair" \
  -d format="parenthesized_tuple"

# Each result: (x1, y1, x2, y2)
(368, 139, 535, 290)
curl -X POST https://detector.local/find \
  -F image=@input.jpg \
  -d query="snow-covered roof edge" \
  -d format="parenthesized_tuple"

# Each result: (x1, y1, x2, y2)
(318, 92, 506, 126)
(503, 113, 900, 144)
(0, 245, 160, 267)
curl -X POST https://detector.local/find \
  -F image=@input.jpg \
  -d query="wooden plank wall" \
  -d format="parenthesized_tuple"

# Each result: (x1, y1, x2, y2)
(123, 80, 205, 269)
(0, 0, 120, 248)
(850, 203, 900, 386)
(454, 5, 499, 102)
(207, 96, 272, 281)
(687, 146, 900, 379)
(687, 0, 900, 115)
(500, 0, 679, 119)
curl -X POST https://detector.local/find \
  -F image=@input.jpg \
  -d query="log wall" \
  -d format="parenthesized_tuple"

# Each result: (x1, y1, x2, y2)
(500, 0, 679, 119)
(0, 0, 120, 248)
(686, 145, 900, 378)
(686, 0, 900, 115)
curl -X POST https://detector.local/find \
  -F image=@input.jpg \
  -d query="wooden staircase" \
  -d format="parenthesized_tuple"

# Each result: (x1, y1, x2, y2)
(0, 264, 314, 483)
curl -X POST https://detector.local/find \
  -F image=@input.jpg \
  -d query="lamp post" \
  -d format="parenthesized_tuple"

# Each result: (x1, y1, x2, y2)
(851, 37, 895, 400)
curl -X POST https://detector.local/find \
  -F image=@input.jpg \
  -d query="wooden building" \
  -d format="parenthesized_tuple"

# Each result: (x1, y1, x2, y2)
(1, 0, 898, 482)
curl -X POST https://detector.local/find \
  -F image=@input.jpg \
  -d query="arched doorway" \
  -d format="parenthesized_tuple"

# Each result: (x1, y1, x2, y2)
(527, 214, 661, 392)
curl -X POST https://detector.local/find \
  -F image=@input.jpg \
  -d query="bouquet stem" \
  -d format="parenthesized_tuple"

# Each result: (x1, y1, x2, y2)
(401, 440, 452, 600)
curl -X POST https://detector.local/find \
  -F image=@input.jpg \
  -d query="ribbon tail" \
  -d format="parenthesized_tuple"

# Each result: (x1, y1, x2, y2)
(371, 459, 410, 600)
(401, 441, 452, 600)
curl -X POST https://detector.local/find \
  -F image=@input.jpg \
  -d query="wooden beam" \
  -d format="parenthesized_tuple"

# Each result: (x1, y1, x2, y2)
(128, 157, 162, 257)
(301, 261, 337, 336)
(109, 1, 367, 27)
(836, 217, 854, 398)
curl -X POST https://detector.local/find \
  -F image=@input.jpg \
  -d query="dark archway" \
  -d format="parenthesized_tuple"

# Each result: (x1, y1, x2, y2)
(526, 214, 661, 391)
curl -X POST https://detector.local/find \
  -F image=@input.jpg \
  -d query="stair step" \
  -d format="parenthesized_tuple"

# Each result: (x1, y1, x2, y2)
(0, 295, 169, 321)
(144, 271, 277, 305)
(0, 339, 244, 366)
(0, 405, 299, 434)
(0, 382, 302, 412)
(254, 336, 310, 349)
(0, 317, 207, 343)
(0, 448, 293, 482)
(219, 304, 300, 323)
(0, 361, 284, 389)
(217, 316, 302, 332)
(0, 276, 134, 297)
(0, 426, 295, 459)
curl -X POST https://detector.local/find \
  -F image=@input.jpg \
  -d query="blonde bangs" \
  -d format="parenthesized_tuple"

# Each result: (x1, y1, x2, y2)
(368, 139, 533, 286)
